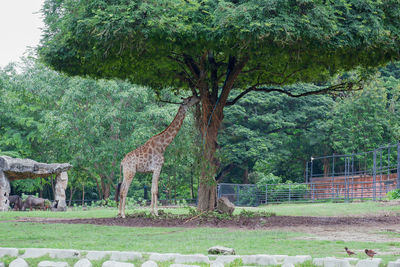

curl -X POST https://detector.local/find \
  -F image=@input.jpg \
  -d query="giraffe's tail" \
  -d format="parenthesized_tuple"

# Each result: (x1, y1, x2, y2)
(115, 163, 122, 202)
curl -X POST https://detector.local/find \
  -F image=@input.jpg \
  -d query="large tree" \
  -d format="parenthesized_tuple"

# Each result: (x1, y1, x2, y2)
(39, 0, 400, 210)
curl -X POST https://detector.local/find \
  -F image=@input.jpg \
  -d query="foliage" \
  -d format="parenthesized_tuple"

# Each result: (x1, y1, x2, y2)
(0, 59, 199, 202)
(387, 189, 400, 200)
(38, 0, 400, 210)
(39, 0, 400, 88)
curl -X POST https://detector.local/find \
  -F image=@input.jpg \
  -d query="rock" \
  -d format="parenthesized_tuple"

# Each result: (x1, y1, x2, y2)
(149, 253, 180, 262)
(0, 262, 4, 267)
(141, 260, 158, 267)
(355, 258, 382, 267)
(214, 255, 241, 264)
(169, 265, 200, 267)
(388, 259, 400, 267)
(313, 257, 352, 267)
(216, 197, 235, 215)
(9, 258, 29, 267)
(38, 261, 70, 267)
(110, 251, 142, 261)
(0, 156, 72, 212)
(208, 246, 235, 255)
(85, 251, 111, 260)
(281, 264, 295, 267)
(21, 248, 50, 258)
(49, 249, 80, 259)
(54, 172, 69, 211)
(21, 248, 80, 259)
(175, 254, 210, 264)
(102, 261, 134, 267)
(74, 259, 93, 267)
(210, 262, 224, 267)
(283, 255, 312, 265)
(272, 255, 288, 263)
(0, 171, 10, 211)
(242, 255, 278, 266)
(0, 247, 19, 257)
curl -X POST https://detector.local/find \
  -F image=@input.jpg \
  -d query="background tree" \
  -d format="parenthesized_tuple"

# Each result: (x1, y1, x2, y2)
(39, 0, 400, 210)
(0, 59, 199, 203)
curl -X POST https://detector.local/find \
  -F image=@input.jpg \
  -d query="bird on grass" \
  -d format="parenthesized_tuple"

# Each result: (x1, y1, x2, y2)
(365, 249, 377, 259)
(344, 247, 356, 256)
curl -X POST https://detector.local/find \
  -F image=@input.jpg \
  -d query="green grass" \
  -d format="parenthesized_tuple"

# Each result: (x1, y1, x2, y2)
(0, 202, 399, 265)
(0, 221, 399, 263)
(1, 201, 398, 221)
(251, 201, 400, 217)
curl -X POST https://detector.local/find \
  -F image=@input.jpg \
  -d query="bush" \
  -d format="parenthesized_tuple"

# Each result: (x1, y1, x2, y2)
(387, 189, 400, 200)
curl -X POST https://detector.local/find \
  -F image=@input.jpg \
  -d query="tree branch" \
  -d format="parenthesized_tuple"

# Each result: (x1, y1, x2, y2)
(226, 81, 362, 106)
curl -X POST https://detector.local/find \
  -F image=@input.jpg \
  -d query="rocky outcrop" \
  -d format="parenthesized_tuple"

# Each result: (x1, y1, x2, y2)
(216, 197, 235, 215)
(0, 156, 72, 211)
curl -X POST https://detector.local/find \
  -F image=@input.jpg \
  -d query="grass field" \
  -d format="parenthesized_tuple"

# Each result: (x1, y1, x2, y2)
(0, 200, 399, 221)
(0, 201, 399, 265)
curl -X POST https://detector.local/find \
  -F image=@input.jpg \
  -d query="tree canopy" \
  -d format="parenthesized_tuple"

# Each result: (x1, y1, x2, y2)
(40, 0, 400, 90)
(38, 0, 400, 210)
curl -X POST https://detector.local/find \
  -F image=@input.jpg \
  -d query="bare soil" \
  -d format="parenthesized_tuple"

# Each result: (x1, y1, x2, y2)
(13, 212, 400, 243)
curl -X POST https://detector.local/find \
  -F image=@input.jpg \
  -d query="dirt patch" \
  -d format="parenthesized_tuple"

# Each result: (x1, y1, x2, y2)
(10, 212, 400, 243)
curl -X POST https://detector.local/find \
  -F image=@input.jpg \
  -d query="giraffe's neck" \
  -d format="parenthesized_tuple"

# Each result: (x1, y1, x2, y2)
(151, 105, 187, 151)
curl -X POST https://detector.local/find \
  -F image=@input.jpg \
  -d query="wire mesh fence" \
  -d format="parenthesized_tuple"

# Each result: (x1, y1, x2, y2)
(218, 143, 400, 206)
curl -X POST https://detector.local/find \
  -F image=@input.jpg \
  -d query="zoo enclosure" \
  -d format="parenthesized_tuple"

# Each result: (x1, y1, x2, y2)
(218, 143, 400, 206)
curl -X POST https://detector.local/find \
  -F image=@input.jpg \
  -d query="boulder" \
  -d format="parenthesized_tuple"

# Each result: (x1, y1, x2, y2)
(0, 247, 18, 257)
(242, 255, 278, 266)
(208, 246, 235, 255)
(388, 259, 400, 267)
(38, 261, 69, 267)
(74, 259, 93, 267)
(355, 258, 382, 267)
(149, 253, 180, 262)
(174, 254, 210, 264)
(102, 261, 134, 267)
(214, 256, 241, 264)
(109, 251, 142, 261)
(85, 251, 111, 260)
(9, 258, 29, 267)
(216, 197, 235, 215)
(141, 260, 158, 267)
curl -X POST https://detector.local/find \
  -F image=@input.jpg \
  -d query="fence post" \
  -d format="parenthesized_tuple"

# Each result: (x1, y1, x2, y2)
(397, 142, 400, 189)
(373, 150, 377, 201)
(265, 184, 268, 204)
(236, 185, 240, 205)
(305, 162, 308, 183)
(217, 184, 221, 198)
(331, 156, 335, 200)
(289, 184, 291, 202)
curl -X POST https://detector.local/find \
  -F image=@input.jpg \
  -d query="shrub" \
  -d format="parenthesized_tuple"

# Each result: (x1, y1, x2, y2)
(387, 189, 400, 200)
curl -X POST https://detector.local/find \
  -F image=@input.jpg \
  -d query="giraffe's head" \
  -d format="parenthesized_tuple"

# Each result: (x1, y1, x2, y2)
(181, 95, 200, 107)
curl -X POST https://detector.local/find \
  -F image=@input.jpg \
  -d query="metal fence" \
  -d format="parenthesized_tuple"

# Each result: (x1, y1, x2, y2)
(218, 143, 400, 206)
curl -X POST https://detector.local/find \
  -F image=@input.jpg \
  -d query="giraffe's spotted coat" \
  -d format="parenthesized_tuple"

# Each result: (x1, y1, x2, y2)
(118, 96, 200, 218)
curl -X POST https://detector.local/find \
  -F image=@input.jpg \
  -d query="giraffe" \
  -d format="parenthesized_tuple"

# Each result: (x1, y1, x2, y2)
(117, 95, 200, 218)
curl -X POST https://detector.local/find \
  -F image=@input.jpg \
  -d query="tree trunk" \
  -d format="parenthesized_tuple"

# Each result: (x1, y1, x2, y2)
(82, 184, 85, 206)
(197, 113, 220, 211)
(68, 186, 75, 207)
(243, 165, 249, 184)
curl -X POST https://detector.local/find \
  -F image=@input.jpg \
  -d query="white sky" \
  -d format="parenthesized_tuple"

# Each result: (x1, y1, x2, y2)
(0, 0, 45, 68)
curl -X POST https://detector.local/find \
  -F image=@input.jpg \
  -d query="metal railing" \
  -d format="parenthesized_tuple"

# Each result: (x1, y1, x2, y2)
(218, 143, 400, 206)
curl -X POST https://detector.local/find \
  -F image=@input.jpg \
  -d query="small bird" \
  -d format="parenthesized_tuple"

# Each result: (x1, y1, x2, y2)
(345, 247, 356, 256)
(365, 249, 377, 259)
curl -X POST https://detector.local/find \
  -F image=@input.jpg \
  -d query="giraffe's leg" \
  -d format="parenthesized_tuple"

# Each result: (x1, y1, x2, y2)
(118, 169, 135, 219)
(151, 168, 161, 216)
